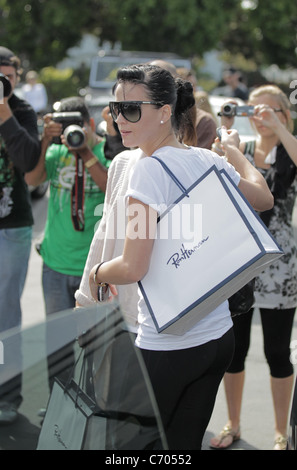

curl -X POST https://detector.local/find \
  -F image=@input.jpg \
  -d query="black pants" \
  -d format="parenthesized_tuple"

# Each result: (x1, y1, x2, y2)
(140, 328, 234, 450)
(228, 308, 295, 378)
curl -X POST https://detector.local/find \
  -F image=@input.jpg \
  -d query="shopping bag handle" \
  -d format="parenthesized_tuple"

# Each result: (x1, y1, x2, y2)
(151, 156, 190, 197)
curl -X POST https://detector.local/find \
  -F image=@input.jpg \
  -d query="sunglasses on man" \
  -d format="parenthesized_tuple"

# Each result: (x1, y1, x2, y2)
(109, 101, 162, 123)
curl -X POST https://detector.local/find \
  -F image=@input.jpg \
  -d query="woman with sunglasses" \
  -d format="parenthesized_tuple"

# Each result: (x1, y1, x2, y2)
(211, 85, 297, 450)
(88, 64, 273, 450)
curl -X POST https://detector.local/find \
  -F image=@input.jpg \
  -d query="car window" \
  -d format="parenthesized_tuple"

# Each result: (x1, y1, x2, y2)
(89, 55, 191, 89)
(0, 303, 167, 450)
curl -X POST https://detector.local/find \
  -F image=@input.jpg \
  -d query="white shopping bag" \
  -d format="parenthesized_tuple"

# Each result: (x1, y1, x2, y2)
(138, 162, 283, 335)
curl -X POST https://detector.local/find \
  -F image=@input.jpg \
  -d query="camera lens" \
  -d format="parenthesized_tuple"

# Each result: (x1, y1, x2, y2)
(63, 125, 85, 148)
(222, 103, 236, 116)
(0, 73, 12, 98)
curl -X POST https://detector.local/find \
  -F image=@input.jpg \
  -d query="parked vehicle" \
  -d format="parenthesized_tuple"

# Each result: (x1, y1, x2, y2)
(82, 51, 256, 144)
(82, 50, 192, 127)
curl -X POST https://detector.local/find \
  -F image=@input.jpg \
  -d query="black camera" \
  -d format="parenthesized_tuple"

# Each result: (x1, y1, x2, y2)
(218, 104, 255, 117)
(52, 111, 85, 147)
(0, 73, 12, 98)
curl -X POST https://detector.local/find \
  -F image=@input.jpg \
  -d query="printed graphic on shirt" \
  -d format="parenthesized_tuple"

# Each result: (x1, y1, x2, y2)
(50, 154, 100, 212)
(0, 138, 15, 218)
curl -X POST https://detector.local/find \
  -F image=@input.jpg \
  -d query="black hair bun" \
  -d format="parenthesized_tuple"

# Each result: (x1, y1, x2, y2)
(175, 78, 195, 115)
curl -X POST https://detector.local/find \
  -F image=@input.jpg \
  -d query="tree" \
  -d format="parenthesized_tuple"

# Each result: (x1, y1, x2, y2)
(1, 0, 296, 72)
(0, 0, 89, 69)
(0, 0, 239, 70)
(86, 0, 239, 58)
(221, 0, 297, 68)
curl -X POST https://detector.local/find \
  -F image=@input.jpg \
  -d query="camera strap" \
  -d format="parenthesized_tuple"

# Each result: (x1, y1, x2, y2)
(71, 153, 85, 231)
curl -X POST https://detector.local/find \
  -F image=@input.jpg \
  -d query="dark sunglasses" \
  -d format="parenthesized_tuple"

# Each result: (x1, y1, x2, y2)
(109, 101, 161, 123)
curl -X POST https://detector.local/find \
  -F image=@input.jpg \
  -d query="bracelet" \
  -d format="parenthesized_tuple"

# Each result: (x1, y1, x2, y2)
(93, 262, 107, 286)
(85, 156, 98, 169)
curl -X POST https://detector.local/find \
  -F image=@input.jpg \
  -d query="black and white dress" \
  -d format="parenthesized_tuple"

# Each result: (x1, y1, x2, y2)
(244, 140, 297, 309)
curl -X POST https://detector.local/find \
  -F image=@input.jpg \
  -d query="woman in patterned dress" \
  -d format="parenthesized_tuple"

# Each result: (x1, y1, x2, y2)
(211, 85, 297, 450)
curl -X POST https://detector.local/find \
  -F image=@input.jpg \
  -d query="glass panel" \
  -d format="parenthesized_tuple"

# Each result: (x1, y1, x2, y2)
(0, 303, 167, 450)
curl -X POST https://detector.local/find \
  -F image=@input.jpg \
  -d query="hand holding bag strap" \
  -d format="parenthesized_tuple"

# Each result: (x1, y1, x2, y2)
(151, 156, 190, 198)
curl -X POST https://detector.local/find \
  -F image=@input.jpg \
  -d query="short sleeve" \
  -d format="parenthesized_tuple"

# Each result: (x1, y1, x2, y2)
(209, 150, 241, 186)
(126, 157, 167, 212)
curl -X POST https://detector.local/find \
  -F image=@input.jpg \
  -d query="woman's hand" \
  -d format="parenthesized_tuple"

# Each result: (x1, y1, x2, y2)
(216, 127, 274, 212)
(212, 127, 240, 156)
(251, 104, 283, 131)
(89, 264, 118, 302)
(220, 127, 240, 151)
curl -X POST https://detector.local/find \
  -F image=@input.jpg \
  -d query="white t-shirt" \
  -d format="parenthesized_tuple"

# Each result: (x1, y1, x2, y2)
(126, 145, 240, 351)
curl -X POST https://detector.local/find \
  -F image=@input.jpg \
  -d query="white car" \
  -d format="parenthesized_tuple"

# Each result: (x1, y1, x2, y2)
(209, 95, 257, 143)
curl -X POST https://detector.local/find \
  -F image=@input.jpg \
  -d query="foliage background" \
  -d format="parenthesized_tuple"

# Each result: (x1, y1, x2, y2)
(0, 0, 296, 103)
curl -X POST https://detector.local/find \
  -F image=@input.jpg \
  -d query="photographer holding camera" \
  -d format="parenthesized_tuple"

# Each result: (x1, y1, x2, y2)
(0, 47, 40, 424)
(211, 85, 297, 450)
(25, 96, 111, 396)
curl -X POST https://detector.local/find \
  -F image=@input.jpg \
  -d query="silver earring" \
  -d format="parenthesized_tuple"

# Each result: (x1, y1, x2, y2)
(160, 120, 164, 124)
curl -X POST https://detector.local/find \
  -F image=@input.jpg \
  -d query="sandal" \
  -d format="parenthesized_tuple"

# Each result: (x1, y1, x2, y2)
(210, 425, 241, 449)
(273, 435, 287, 450)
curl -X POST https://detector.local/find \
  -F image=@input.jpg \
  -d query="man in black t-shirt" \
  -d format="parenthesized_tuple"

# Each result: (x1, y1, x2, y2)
(0, 47, 40, 424)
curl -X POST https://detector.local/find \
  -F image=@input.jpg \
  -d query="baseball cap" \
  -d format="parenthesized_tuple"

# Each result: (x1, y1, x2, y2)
(0, 46, 19, 69)
(224, 66, 237, 74)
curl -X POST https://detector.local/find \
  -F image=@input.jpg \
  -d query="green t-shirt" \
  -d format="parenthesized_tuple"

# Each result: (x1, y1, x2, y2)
(40, 141, 110, 276)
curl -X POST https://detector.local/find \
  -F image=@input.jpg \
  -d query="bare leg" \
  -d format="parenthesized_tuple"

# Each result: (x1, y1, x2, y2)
(224, 371, 245, 430)
(271, 374, 294, 449)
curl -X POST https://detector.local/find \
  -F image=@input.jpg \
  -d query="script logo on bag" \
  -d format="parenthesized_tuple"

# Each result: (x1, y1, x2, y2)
(167, 239, 210, 269)
(54, 424, 68, 449)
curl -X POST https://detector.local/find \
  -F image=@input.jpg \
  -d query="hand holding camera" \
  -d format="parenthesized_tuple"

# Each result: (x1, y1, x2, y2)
(0, 73, 13, 123)
(43, 112, 87, 154)
(43, 113, 85, 149)
(249, 103, 285, 133)
(218, 103, 255, 118)
(52, 111, 86, 149)
(219, 127, 240, 149)
(0, 73, 12, 99)
(212, 126, 240, 157)
(215, 126, 240, 150)
(43, 114, 63, 141)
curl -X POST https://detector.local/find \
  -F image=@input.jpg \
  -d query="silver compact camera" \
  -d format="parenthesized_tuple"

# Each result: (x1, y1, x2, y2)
(218, 104, 255, 117)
